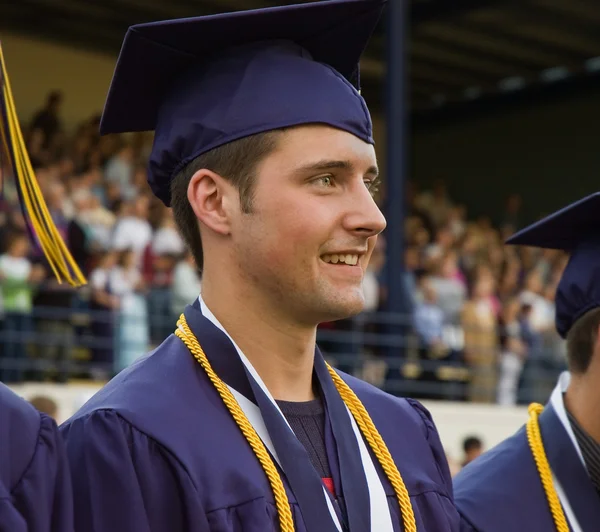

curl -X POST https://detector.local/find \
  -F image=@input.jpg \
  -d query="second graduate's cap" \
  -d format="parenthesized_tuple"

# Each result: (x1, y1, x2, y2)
(99, 0, 386, 206)
(506, 192, 600, 338)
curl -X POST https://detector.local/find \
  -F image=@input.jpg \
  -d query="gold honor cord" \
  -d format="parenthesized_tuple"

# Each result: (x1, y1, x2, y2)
(175, 314, 417, 532)
(526, 403, 570, 532)
(0, 44, 86, 286)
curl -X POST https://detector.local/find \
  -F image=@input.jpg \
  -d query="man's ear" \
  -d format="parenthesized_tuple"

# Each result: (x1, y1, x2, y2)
(187, 169, 236, 236)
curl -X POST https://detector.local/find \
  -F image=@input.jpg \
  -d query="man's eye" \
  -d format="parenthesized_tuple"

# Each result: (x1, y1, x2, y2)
(315, 175, 333, 187)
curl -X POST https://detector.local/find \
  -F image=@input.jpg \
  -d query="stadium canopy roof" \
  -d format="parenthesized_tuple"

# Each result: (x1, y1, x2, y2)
(2, 0, 600, 122)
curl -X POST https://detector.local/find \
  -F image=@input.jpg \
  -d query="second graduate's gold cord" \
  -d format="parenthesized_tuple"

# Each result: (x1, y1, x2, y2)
(326, 365, 416, 531)
(175, 314, 416, 532)
(526, 403, 570, 532)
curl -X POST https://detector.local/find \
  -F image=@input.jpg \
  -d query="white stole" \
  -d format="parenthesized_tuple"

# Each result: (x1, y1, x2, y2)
(197, 296, 395, 531)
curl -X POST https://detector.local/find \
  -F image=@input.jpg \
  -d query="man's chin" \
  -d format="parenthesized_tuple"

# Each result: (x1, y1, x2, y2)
(316, 299, 365, 324)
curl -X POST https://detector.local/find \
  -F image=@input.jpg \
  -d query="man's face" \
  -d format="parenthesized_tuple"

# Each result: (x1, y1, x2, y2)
(230, 125, 386, 325)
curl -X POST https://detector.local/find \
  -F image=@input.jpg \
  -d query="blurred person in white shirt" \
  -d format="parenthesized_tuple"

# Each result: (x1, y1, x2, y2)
(519, 270, 553, 333)
(105, 143, 135, 199)
(110, 249, 149, 372)
(81, 195, 116, 251)
(171, 251, 202, 320)
(111, 195, 153, 266)
(89, 251, 120, 380)
(152, 210, 185, 256)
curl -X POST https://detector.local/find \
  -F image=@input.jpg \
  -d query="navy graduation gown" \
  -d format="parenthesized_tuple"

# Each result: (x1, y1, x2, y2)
(454, 403, 600, 532)
(0, 383, 74, 532)
(60, 303, 460, 531)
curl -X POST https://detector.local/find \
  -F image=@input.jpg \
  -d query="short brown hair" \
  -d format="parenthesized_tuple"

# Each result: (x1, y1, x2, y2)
(170, 130, 282, 270)
(566, 307, 600, 374)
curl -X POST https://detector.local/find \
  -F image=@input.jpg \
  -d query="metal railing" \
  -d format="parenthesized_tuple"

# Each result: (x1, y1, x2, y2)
(0, 300, 566, 405)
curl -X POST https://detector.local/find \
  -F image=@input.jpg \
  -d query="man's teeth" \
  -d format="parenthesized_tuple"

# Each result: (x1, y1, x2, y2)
(321, 254, 359, 265)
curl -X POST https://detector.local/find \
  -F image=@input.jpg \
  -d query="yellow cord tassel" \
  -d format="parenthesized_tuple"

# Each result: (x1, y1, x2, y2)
(327, 366, 416, 531)
(175, 314, 417, 532)
(526, 403, 570, 532)
(0, 44, 86, 286)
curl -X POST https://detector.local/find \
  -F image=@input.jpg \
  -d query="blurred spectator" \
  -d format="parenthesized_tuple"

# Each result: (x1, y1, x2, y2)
(429, 251, 467, 326)
(89, 251, 120, 379)
(111, 195, 153, 265)
(32, 270, 77, 383)
(500, 193, 522, 235)
(498, 257, 521, 301)
(72, 190, 116, 252)
(414, 278, 446, 356)
(462, 273, 498, 403)
(497, 298, 528, 405)
(414, 275, 464, 399)
(519, 280, 566, 404)
(29, 91, 63, 150)
(110, 249, 149, 372)
(457, 227, 482, 278)
(105, 143, 136, 199)
(29, 395, 58, 420)
(67, 193, 92, 275)
(519, 270, 553, 334)
(0, 233, 44, 382)
(171, 251, 202, 320)
(144, 209, 184, 344)
(424, 225, 455, 266)
(447, 205, 467, 241)
(462, 436, 484, 467)
(151, 209, 185, 256)
(26, 128, 51, 167)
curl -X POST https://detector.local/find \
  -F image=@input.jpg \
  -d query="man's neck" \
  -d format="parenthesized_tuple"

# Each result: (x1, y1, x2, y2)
(201, 279, 318, 402)
(565, 371, 600, 444)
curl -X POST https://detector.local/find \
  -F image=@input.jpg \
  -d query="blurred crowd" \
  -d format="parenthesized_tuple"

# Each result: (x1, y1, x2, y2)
(401, 181, 566, 404)
(0, 92, 201, 383)
(0, 92, 567, 404)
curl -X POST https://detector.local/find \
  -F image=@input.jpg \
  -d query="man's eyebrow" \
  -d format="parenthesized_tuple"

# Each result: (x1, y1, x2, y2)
(294, 159, 379, 177)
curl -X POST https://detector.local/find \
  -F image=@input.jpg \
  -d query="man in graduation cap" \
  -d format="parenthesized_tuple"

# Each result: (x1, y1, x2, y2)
(59, 1, 461, 531)
(0, 383, 74, 531)
(454, 192, 600, 532)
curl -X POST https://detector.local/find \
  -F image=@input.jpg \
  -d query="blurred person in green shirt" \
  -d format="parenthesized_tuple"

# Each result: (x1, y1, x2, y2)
(0, 232, 44, 382)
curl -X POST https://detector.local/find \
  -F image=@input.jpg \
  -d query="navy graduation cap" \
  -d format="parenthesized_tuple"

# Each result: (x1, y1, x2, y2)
(99, 0, 386, 206)
(506, 192, 600, 338)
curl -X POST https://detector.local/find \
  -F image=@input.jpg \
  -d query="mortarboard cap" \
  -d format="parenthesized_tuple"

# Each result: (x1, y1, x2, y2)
(99, 0, 386, 206)
(506, 192, 600, 338)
